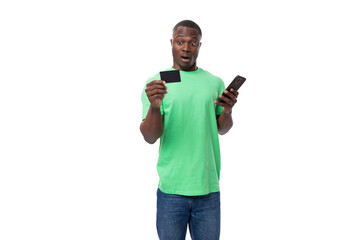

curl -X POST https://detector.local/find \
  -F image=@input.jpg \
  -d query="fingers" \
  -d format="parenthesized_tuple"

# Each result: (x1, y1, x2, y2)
(145, 80, 168, 108)
(226, 88, 238, 102)
(221, 89, 238, 104)
(215, 88, 238, 109)
(146, 80, 166, 87)
(146, 88, 167, 97)
(145, 80, 167, 96)
(230, 88, 239, 97)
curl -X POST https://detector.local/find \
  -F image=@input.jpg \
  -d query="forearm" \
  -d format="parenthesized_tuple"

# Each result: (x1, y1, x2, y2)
(217, 111, 233, 135)
(140, 106, 163, 144)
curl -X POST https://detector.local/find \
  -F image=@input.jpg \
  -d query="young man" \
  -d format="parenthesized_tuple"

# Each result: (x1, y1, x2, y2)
(140, 20, 238, 240)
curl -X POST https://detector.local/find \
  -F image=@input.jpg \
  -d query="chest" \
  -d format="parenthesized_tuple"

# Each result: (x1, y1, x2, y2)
(162, 79, 219, 110)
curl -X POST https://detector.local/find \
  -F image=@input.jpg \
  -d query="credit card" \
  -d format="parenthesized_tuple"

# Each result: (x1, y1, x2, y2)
(160, 70, 181, 83)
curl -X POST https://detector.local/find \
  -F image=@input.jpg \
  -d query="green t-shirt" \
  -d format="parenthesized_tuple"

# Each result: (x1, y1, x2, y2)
(141, 67, 225, 196)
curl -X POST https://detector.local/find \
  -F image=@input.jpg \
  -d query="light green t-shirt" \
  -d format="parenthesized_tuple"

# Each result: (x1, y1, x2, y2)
(141, 67, 225, 196)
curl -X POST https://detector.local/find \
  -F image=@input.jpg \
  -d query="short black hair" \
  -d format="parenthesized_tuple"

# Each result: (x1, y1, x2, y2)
(173, 20, 202, 37)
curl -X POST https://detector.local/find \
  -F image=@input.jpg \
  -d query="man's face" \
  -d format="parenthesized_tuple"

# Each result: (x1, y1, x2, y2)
(171, 26, 201, 71)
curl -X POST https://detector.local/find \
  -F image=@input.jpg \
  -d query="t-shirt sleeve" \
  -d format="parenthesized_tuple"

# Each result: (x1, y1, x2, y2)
(216, 78, 226, 115)
(141, 77, 164, 120)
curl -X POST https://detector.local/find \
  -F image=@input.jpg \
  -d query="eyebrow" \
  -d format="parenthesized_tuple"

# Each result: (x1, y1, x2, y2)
(174, 34, 199, 39)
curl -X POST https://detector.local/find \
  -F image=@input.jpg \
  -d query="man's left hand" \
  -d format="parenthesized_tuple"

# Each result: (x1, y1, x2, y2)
(214, 88, 239, 114)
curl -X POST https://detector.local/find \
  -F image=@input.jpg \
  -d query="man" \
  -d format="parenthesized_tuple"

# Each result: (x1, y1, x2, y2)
(140, 20, 238, 240)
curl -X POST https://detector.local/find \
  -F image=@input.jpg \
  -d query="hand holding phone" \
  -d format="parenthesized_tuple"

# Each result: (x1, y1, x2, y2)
(218, 75, 246, 103)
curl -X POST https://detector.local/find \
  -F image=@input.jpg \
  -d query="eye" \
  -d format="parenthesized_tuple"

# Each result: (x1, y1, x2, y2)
(191, 42, 198, 46)
(177, 41, 183, 45)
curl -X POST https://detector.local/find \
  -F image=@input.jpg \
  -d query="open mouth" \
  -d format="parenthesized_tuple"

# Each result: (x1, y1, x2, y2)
(180, 56, 191, 62)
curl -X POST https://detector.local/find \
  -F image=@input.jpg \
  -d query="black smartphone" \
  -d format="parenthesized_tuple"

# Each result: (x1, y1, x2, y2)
(160, 70, 181, 83)
(218, 75, 246, 103)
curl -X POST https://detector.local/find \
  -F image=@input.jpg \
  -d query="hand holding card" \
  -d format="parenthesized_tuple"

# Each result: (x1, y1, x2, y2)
(145, 80, 168, 109)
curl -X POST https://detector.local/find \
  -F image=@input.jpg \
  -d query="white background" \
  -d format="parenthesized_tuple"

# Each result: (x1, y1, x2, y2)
(1, 0, 359, 239)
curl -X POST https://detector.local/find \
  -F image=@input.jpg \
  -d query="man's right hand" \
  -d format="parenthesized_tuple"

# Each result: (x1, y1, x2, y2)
(141, 80, 167, 144)
(145, 80, 168, 109)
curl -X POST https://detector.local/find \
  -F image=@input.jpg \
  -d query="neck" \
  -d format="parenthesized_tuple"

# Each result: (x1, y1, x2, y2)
(172, 63, 197, 72)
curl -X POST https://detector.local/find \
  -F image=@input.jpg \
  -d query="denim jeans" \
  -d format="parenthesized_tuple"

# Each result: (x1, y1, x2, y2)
(156, 188, 220, 240)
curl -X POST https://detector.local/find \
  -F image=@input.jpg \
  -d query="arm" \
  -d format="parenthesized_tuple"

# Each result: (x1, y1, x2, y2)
(140, 80, 167, 144)
(217, 111, 233, 135)
(140, 106, 164, 144)
(214, 89, 239, 135)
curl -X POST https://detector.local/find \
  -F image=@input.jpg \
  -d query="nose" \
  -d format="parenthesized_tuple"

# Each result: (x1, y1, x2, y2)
(182, 43, 191, 52)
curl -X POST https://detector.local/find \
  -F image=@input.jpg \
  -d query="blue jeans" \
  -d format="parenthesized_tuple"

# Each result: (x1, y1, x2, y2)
(156, 188, 220, 240)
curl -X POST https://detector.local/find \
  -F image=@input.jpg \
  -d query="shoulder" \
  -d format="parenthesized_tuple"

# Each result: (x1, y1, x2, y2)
(198, 68, 223, 82)
(198, 68, 224, 88)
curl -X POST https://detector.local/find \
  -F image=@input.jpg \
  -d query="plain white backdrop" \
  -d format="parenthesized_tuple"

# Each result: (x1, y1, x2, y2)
(1, 0, 359, 239)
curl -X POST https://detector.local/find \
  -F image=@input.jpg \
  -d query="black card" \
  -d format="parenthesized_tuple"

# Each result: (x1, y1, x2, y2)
(160, 70, 181, 83)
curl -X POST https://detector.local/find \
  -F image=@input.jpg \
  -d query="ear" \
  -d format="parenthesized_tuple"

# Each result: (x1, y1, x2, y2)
(170, 39, 173, 46)
(199, 42, 202, 49)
